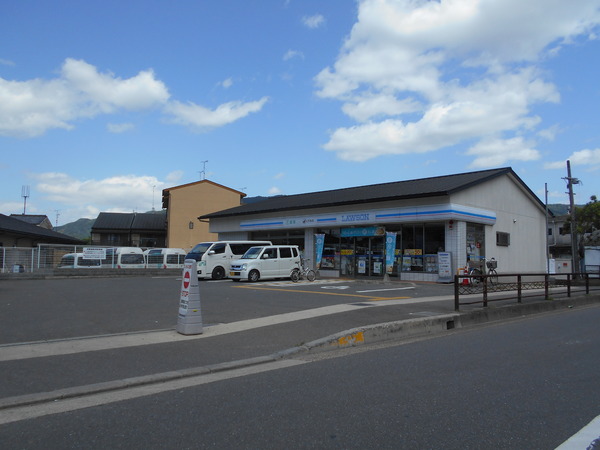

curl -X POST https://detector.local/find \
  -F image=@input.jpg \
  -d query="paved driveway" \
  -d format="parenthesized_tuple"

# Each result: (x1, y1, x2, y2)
(0, 276, 455, 344)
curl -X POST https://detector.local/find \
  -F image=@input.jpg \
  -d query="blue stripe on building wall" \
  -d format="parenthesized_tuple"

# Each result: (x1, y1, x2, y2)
(240, 221, 284, 228)
(375, 209, 495, 221)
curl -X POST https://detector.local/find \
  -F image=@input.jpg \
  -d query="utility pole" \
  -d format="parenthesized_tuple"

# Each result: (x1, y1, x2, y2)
(563, 160, 580, 275)
(21, 185, 30, 215)
(199, 161, 208, 180)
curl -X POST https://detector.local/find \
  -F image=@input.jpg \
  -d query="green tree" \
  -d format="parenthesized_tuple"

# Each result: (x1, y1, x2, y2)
(576, 196, 600, 245)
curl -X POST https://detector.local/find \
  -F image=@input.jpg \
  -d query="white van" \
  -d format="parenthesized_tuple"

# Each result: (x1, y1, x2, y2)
(113, 247, 145, 269)
(229, 245, 301, 282)
(58, 253, 102, 269)
(186, 241, 271, 279)
(144, 248, 186, 269)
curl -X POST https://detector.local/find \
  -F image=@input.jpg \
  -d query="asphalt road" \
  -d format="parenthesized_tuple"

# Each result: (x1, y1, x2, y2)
(0, 276, 456, 344)
(1, 300, 599, 449)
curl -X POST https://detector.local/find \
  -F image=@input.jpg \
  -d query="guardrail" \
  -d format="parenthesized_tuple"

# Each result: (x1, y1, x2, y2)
(454, 273, 600, 311)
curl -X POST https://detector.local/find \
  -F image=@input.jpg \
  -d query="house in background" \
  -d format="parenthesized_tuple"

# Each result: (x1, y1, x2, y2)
(10, 214, 54, 230)
(0, 213, 82, 247)
(91, 212, 166, 248)
(162, 180, 245, 250)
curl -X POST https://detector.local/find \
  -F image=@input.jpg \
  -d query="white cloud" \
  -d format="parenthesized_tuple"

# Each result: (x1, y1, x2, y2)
(61, 59, 169, 113)
(268, 186, 282, 195)
(32, 172, 164, 213)
(466, 137, 540, 168)
(0, 58, 169, 138)
(341, 93, 422, 122)
(165, 171, 184, 184)
(302, 14, 325, 29)
(0, 58, 268, 138)
(164, 97, 269, 130)
(544, 149, 600, 170)
(220, 77, 233, 89)
(283, 50, 304, 61)
(315, 0, 600, 165)
(0, 58, 15, 66)
(107, 122, 134, 133)
(274, 172, 285, 180)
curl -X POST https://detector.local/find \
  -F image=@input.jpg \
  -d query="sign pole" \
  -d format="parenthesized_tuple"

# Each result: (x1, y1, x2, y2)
(177, 259, 203, 335)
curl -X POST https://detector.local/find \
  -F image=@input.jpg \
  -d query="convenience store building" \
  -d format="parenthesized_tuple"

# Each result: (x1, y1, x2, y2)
(200, 167, 548, 282)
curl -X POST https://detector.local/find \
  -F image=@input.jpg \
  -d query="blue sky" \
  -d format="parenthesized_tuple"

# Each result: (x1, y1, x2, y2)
(1, 0, 600, 226)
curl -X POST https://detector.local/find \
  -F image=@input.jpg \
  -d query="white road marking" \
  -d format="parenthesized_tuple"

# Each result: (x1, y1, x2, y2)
(0, 359, 307, 425)
(555, 414, 600, 450)
(357, 287, 416, 293)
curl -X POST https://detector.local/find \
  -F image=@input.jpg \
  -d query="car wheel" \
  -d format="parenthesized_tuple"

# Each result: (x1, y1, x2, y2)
(248, 270, 260, 282)
(212, 266, 225, 280)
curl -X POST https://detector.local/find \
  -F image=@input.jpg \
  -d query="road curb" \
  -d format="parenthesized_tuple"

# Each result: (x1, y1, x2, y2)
(1, 294, 598, 411)
(278, 293, 600, 355)
(0, 355, 276, 411)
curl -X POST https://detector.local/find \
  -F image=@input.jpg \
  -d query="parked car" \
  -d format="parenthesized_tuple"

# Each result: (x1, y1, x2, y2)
(185, 240, 271, 279)
(229, 245, 301, 282)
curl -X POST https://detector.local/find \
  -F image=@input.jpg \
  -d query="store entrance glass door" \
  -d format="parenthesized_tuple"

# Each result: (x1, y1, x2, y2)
(354, 237, 384, 277)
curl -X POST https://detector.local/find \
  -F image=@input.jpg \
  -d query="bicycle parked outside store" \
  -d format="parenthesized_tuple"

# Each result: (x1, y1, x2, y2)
(291, 257, 316, 282)
(468, 257, 498, 285)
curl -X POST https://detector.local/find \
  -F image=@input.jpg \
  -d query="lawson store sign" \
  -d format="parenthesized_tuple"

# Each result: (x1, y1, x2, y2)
(239, 203, 496, 230)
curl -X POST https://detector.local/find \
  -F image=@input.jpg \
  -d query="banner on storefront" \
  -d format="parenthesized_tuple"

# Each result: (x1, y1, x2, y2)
(341, 227, 385, 237)
(315, 234, 325, 269)
(385, 232, 397, 274)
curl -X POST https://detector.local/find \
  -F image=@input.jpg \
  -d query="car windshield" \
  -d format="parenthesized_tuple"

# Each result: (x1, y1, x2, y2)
(189, 243, 212, 257)
(240, 247, 264, 259)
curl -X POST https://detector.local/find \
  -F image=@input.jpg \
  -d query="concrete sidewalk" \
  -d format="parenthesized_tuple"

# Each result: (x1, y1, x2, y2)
(1, 290, 599, 414)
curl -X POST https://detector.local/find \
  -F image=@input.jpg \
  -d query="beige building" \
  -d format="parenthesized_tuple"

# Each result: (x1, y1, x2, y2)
(162, 180, 245, 250)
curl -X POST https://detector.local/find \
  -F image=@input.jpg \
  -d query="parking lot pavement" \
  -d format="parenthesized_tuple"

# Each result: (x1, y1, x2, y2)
(0, 277, 456, 345)
(0, 275, 598, 409)
(0, 276, 459, 401)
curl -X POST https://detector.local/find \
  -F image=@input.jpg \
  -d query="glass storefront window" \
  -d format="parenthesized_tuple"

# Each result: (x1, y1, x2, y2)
(399, 223, 445, 273)
(466, 223, 485, 271)
(317, 229, 340, 270)
(255, 222, 446, 276)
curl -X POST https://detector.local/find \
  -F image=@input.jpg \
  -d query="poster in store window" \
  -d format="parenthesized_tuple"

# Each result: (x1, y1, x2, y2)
(358, 258, 366, 274)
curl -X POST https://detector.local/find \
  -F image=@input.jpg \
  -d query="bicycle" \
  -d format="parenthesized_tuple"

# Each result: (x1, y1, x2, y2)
(486, 258, 498, 284)
(291, 257, 316, 282)
(467, 264, 483, 286)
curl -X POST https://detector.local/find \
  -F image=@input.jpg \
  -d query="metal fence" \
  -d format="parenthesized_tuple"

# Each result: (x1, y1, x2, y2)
(0, 244, 148, 273)
(454, 272, 600, 311)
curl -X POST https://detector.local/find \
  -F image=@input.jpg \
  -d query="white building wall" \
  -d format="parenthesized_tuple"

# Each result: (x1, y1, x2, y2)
(452, 175, 547, 273)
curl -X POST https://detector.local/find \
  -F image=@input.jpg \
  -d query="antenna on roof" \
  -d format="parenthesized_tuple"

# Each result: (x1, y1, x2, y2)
(54, 210, 60, 227)
(199, 160, 208, 180)
(21, 185, 30, 215)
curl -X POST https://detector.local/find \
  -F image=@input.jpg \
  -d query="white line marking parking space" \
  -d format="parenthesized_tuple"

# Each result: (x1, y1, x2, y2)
(357, 287, 416, 293)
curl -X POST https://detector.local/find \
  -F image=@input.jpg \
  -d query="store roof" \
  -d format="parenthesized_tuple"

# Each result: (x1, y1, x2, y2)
(0, 214, 83, 244)
(200, 167, 545, 219)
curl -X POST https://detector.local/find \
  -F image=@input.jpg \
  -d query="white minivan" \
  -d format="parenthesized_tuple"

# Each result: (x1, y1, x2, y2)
(144, 248, 187, 269)
(229, 245, 301, 282)
(58, 253, 101, 269)
(185, 241, 272, 279)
